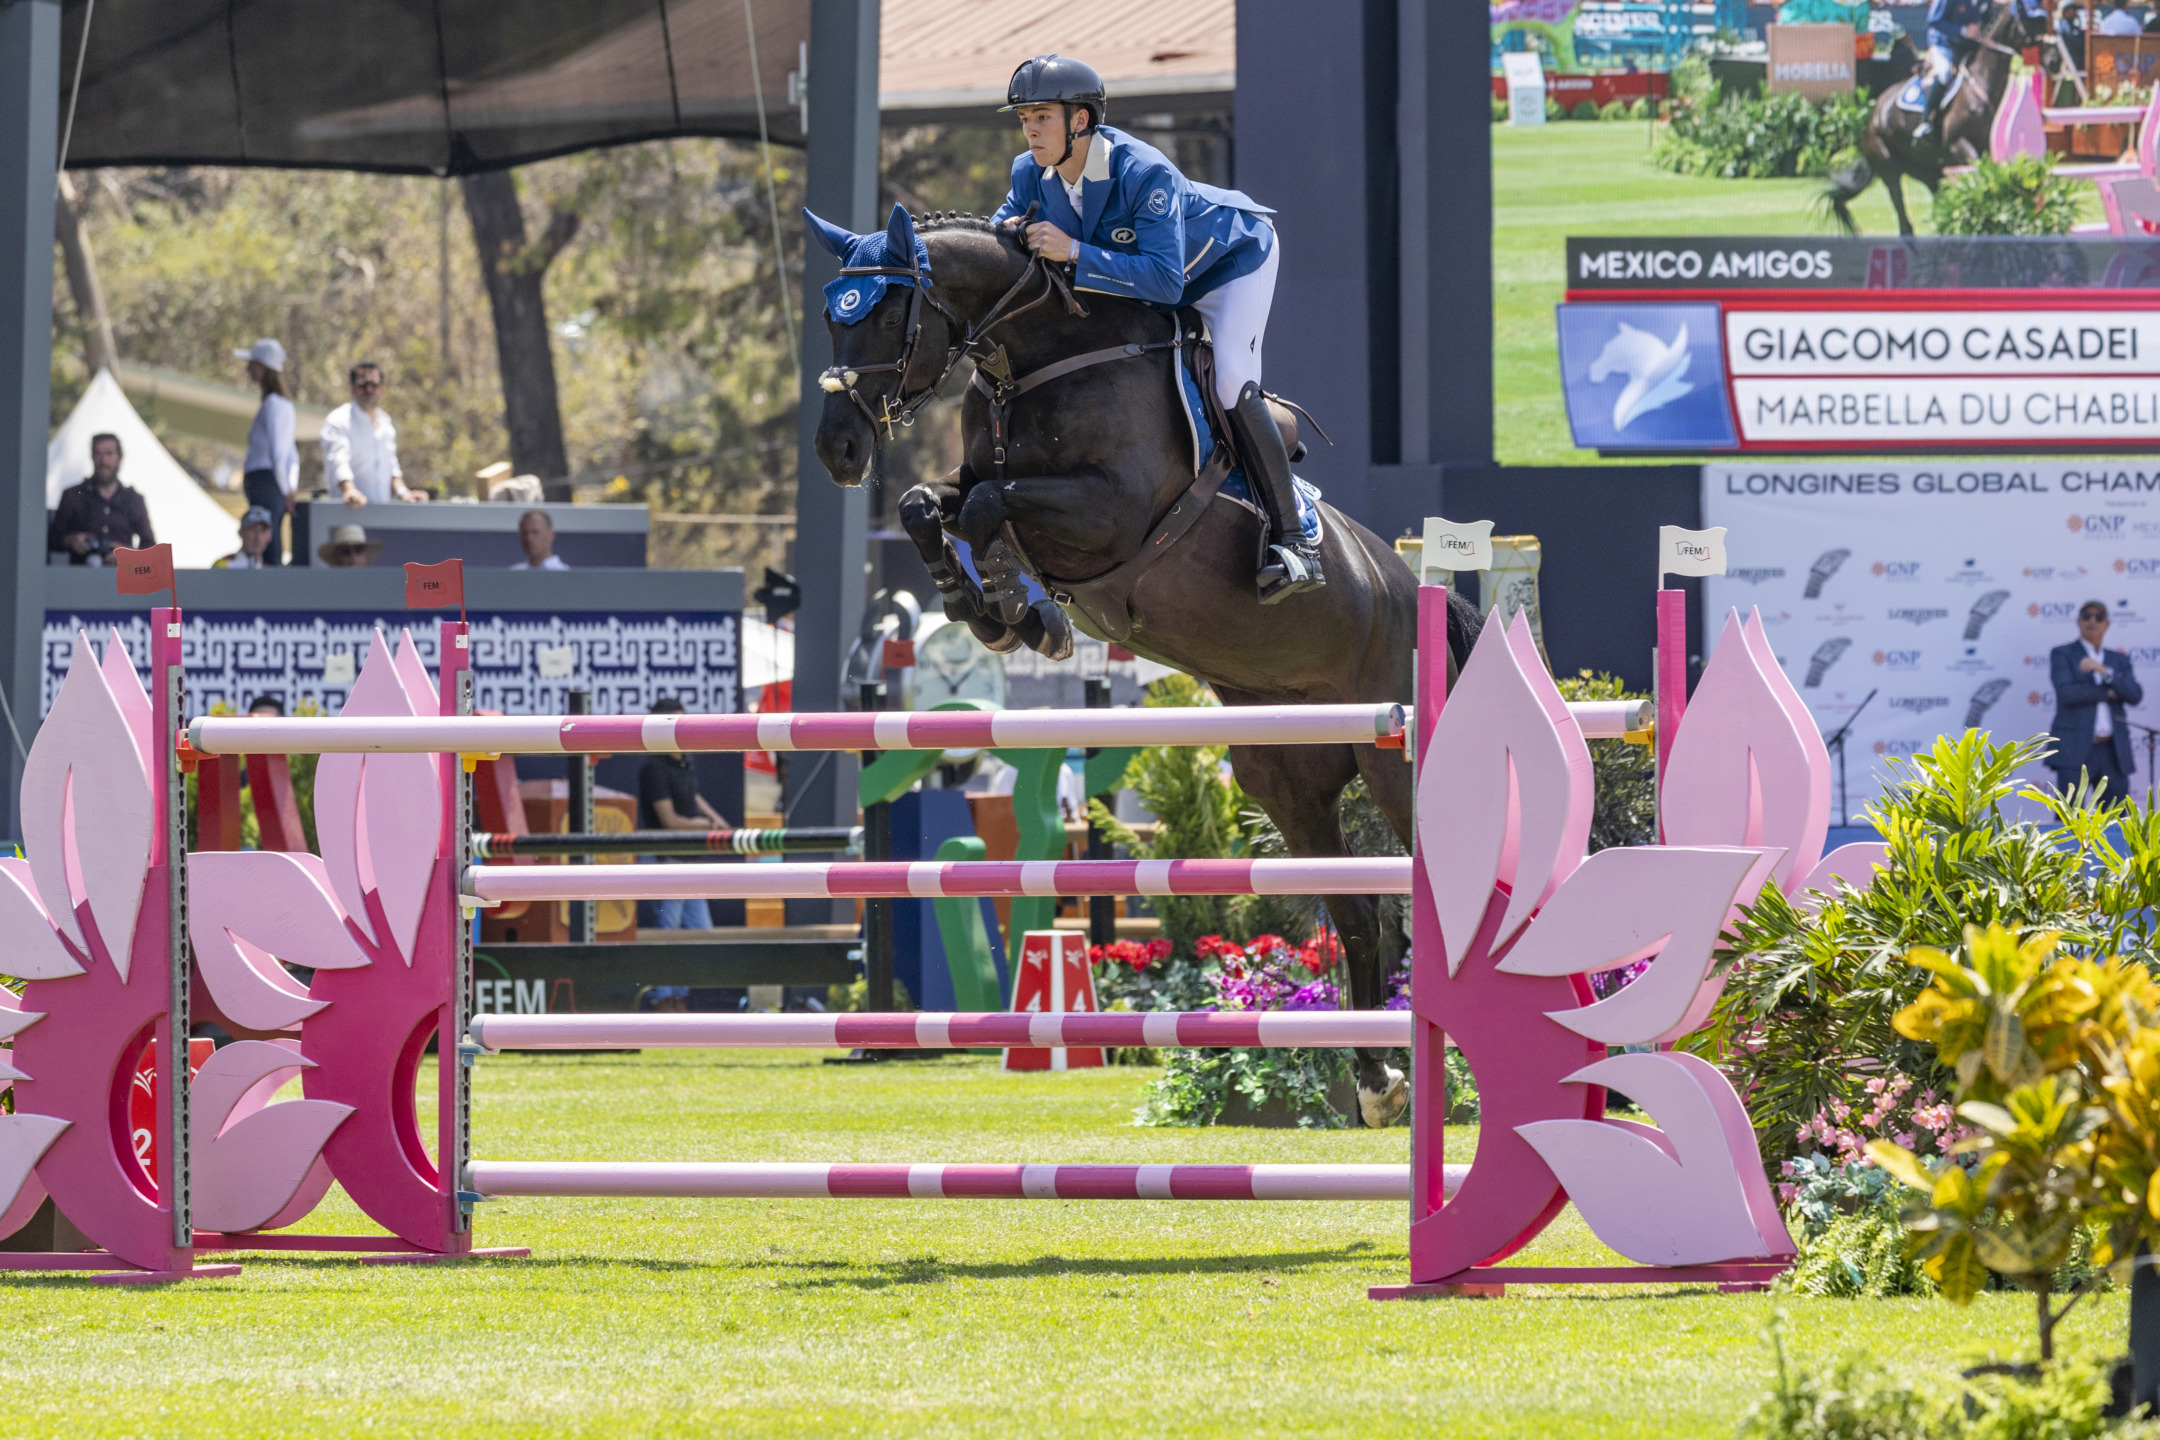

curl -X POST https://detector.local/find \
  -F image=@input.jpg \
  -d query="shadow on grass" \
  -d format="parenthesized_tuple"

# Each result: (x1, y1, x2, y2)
(758, 1242, 1383, 1291)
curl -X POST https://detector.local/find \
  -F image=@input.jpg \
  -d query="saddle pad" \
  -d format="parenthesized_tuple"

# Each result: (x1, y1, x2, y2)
(1178, 349, 1216, 472)
(1218, 471, 1325, 545)
(1895, 70, 1964, 112)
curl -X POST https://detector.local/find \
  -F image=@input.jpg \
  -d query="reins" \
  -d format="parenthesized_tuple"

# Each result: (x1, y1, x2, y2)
(817, 228, 1097, 444)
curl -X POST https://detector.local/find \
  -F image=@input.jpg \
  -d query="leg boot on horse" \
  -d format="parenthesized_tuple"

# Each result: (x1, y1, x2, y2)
(1231, 382, 1325, 605)
(898, 479, 1028, 653)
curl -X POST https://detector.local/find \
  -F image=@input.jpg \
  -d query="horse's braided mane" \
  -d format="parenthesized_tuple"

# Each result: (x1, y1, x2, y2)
(913, 211, 1026, 256)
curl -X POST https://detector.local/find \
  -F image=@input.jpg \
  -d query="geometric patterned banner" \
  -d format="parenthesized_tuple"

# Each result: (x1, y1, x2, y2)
(42, 610, 741, 717)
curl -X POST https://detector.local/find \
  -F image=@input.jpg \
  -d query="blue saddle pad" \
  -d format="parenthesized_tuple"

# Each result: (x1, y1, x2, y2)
(1895, 71, 1962, 112)
(1175, 350, 1323, 544)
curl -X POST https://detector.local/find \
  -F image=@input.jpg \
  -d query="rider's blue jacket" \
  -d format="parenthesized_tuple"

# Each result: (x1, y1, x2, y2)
(1927, 0, 1990, 47)
(991, 125, 1275, 311)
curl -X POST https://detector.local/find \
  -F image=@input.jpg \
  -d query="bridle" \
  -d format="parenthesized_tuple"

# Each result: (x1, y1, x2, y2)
(818, 221, 1090, 446)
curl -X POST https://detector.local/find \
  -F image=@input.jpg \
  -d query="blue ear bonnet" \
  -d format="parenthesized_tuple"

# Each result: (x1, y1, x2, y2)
(807, 204, 932, 325)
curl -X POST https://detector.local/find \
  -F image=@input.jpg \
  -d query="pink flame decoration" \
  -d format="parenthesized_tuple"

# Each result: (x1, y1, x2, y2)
(1661, 609, 1830, 897)
(314, 632, 441, 961)
(6, 633, 169, 1267)
(191, 851, 370, 1033)
(189, 1040, 353, 1234)
(1418, 612, 1592, 973)
(1413, 594, 1804, 1281)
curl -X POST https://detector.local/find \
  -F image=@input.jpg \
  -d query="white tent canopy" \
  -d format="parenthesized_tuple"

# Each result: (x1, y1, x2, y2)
(47, 369, 241, 568)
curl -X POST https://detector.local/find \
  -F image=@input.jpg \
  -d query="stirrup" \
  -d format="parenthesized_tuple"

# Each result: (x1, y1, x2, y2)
(1257, 543, 1324, 605)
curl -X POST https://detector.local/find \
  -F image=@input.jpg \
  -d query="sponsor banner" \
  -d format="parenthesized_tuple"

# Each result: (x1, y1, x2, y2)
(1767, 24, 1857, 101)
(1703, 461, 2160, 816)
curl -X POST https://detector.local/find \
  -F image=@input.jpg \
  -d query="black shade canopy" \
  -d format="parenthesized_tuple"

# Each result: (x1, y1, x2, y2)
(58, 0, 810, 175)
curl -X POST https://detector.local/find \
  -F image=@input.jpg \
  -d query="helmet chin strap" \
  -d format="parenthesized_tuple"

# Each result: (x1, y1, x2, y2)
(1050, 103, 1097, 169)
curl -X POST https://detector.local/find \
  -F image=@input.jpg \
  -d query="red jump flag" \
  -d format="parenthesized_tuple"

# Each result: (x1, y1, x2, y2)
(404, 559, 465, 621)
(113, 543, 175, 602)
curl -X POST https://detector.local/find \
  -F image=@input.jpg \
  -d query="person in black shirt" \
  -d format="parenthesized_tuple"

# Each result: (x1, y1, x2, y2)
(51, 433, 155, 565)
(637, 697, 723, 929)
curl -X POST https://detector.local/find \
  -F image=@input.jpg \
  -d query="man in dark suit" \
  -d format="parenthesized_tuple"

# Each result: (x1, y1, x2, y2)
(2048, 600, 2144, 797)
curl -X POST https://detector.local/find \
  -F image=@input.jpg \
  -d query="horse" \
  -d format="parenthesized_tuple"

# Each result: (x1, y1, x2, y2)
(809, 204, 1482, 1127)
(1825, 0, 2052, 236)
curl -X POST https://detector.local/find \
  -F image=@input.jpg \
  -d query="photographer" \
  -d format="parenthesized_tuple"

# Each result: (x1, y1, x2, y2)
(50, 432, 154, 565)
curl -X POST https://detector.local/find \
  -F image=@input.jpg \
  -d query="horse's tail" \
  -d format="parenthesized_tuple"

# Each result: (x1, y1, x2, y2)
(1444, 588, 1483, 674)
(1822, 155, 1873, 236)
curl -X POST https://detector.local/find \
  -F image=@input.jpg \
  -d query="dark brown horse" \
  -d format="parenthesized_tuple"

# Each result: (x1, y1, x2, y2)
(1826, 0, 2051, 235)
(810, 206, 1480, 1126)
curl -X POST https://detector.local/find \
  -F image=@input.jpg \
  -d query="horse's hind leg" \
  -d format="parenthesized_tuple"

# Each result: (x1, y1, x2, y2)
(1882, 168, 1918, 237)
(1227, 738, 1408, 1128)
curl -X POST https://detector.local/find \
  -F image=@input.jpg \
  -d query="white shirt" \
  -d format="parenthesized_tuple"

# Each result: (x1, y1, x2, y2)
(510, 554, 569, 571)
(320, 402, 402, 503)
(2101, 8, 2145, 35)
(2085, 640, 2115, 738)
(243, 393, 300, 495)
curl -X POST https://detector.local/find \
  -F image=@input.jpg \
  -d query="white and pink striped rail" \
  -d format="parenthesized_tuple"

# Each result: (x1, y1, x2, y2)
(468, 1160, 1457, 1202)
(190, 699, 1649, 757)
(467, 856, 1410, 903)
(468, 1009, 1415, 1051)
(191, 703, 1405, 756)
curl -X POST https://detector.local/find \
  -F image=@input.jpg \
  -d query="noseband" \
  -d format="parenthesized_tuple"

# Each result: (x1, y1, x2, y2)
(818, 239, 1089, 444)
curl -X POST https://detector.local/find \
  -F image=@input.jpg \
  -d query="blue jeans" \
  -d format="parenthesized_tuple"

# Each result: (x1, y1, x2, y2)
(654, 896, 713, 930)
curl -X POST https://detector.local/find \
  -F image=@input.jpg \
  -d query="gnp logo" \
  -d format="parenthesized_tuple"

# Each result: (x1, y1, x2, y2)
(1872, 739, 1927, 756)
(1871, 560, 1921, 580)
(1887, 696, 1951, 714)
(1871, 649, 1922, 670)
(2023, 564, 2088, 580)
(2127, 645, 2160, 667)
(2029, 690, 2054, 707)
(2028, 600, 2084, 621)
(2115, 558, 2160, 577)
(2071, 514, 2129, 536)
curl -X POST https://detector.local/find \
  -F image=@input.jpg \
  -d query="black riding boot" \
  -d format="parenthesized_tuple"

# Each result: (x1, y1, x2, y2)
(1229, 382, 1324, 604)
(1914, 75, 1950, 141)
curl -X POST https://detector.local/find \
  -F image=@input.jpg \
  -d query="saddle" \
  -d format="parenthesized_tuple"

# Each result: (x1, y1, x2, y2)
(991, 314, 1323, 645)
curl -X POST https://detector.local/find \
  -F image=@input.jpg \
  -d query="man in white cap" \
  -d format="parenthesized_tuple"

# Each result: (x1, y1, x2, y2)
(214, 507, 278, 569)
(233, 338, 298, 564)
(319, 361, 426, 507)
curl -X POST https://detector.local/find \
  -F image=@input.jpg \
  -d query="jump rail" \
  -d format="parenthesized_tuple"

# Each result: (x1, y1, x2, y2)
(471, 826, 865, 859)
(465, 856, 1413, 903)
(467, 1161, 1458, 1202)
(467, 1009, 1415, 1051)
(191, 698, 1650, 757)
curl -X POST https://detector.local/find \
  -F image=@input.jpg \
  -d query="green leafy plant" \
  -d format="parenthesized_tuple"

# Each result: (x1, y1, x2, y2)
(1554, 671, 1655, 851)
(1570, 99, 1602, 121)
(1933, 156, 2085, 237)
(1787, 1202, 1935, 1298)
(1737, 1312, 2151, 1440)
(1654, 89, 1869, 179)
(1492, 96, 1508, 123)
(1690, 732, 2160, 1168)
(1133, 1043, 1353, 1129)
(1599, 99, 1630, 121)
(1870, 925, 2156, 1361)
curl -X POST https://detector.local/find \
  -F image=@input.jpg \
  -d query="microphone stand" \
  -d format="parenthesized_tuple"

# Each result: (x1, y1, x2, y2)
(1819, 689, 1878, 827)
(2127, 720, 2160, 807)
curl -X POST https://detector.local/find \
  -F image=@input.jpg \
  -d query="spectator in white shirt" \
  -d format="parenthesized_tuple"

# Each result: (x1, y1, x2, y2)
(233, 338, 299, 564)
(320, 362, 426, 507)
(511, 509, 570, 570)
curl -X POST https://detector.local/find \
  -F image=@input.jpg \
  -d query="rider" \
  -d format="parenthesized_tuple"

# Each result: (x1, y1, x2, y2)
(989, 54, 1323, 604)
(1914, 0, 1992, 142)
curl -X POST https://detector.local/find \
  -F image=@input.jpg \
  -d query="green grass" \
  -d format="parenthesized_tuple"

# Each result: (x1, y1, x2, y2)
(4, 1050, 2130, 1437)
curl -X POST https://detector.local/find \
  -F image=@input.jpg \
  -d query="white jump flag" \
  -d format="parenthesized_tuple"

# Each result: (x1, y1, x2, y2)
(1419, 517, 1495, 586)
(1658, 525, 1728, 583)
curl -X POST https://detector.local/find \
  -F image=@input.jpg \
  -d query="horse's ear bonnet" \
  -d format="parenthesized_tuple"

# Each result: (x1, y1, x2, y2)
(809, 203, 934, 325)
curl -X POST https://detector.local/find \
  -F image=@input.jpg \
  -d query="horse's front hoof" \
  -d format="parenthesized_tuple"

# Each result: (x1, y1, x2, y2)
(970, 618, 1025, 653)
(1358, 1067, 1408, 1129)
(1026, 600, 1074, 661)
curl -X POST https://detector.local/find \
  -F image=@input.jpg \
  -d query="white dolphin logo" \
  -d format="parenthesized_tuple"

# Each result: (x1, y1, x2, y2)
(1588, 321, 1693, 432)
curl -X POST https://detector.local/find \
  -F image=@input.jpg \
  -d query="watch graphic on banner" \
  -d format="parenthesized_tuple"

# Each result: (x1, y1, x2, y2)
(911, 621, 1009, 759)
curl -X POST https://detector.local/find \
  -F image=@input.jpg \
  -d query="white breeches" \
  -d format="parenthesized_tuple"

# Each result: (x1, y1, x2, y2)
(1192, 237, 1280, 408)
